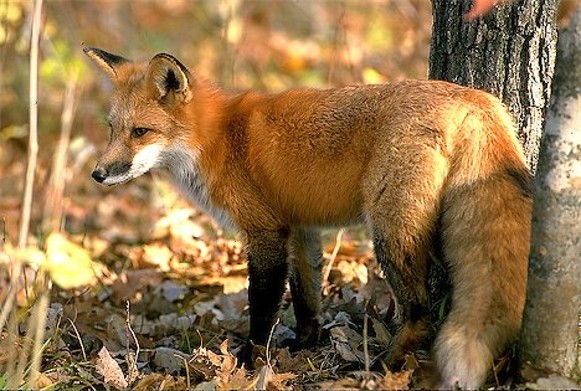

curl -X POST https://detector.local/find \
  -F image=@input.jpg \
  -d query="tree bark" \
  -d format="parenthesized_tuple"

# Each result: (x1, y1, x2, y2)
(518, 6, 581, 384)
(429, 0, 558, 172)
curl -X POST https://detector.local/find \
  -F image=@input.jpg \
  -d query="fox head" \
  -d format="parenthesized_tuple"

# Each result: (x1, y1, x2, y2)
(84, 47, 200, 185)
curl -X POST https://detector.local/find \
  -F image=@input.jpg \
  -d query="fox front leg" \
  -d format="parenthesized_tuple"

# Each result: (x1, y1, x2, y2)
(241, 228, 290, 366)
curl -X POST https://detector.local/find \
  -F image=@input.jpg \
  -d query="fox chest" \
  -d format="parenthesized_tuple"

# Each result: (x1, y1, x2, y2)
(167, 158, 236, 230)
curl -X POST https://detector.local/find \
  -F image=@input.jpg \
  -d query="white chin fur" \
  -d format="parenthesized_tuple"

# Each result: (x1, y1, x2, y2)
(131, 144, 164, 175)
(104, 144, 164, 185)
(103, 174, 132, 186)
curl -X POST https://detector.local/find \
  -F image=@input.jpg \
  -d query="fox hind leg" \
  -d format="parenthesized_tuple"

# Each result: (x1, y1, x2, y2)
(288, 227, 323, 348)
(371, 229, 432, 364)
(364, 144, 448, 365)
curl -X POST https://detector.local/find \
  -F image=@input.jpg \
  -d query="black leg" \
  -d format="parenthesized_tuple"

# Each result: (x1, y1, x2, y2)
(373, 231, 430, 364)
(242, 228, 289, 364)
(288, 227, 323, 348)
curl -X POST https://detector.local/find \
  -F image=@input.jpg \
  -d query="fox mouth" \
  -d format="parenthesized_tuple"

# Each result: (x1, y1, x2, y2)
(97, 166, 154, 186)
(92, 165, 153, 186)
(92, 144, 164, 186)
(102, 174, 134, 186)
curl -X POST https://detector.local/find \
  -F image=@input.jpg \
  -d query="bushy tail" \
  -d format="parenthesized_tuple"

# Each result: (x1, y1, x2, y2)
(434, 93, 533, 389)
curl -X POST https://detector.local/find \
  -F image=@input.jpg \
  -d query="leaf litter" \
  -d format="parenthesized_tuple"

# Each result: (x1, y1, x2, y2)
(2, 181, 424, 390)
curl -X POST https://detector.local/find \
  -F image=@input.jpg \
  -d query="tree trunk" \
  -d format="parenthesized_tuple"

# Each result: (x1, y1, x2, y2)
(518, 6, 581, 384)
(429, 0, 557, 172)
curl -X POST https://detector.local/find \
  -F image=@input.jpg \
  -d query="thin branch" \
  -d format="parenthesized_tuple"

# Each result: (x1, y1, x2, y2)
(1, 217, 5, 250)
(67, 318, 87, 361)
(26, 290, 50, 389)
(125, 300, 140, 385)
(0, 285, 15, 333)
(18, 0, 44, 248)
(44, 72, 78, 231)
(327, 3, 347, 85)
(322, 228, 344, 293)
(363, 314, 370, 375)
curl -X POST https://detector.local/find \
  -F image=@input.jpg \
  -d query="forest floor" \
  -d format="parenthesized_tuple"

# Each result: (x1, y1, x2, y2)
(0, 167, 520, 390)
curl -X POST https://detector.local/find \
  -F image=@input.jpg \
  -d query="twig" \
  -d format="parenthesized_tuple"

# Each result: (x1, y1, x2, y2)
(492, 357, 500, 388)
(265, 317, 280, 364)
(10, 280, 48, 389)
(219, 0, 240, 88)
(125, 300, 140, 385)
(183, 355, 191, 389)
(327, 3, 346, 85)
(322, 228, 345, 292)
(26, 290, 50, 389)
(0, 286, 15, 332)
(67, 318, 87, 361)
(1, 217, 5, 251)
(363, 314, 370, 376)
(18, 0, 43, 249)
(44, 72, 78, 231)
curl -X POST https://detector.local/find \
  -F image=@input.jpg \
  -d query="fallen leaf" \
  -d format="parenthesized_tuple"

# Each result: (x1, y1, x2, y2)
(95, 346, 128, 390)
(371, 317, 392, 345)
(218, 339, 237, 377)
(189, 347, 222, 380)
(44, 232, 98, 289)
(331, 326, 365, 363)
(152, 347, 189, 374)
(140, 243, 174, 270)
(265, 369, 296, 391)
(273, 348, 312, 373)
(378, 369, 413, 390)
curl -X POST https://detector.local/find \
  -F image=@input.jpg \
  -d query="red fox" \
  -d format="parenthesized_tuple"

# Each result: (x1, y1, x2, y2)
(84, 47, 532, 389)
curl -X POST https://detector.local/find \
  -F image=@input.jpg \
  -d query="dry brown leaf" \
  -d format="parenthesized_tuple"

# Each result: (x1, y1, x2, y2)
(141, 243, 174, 270)
(247, 364, 296, 391)
(95, 346, 128, 390)
(189, 347, 223, 380)
(110, 269, 164, 302)
(32, 372, 54, 389)
(336, 260, 368, 284)
(330, 325, 365, 363)
(133, 372, 190, 390)
(378, 369, 413, 390)
(316, 377, 361, 390)
(265, 369, 296, 391)
(273, 348, 312, 373)
(133, 373, 166, 390)
(218, 339, 237, 374)
(370, 317, 391, 345)
(215, 339, 258, 390)
(220, 367, 252, 390)
(255, 364, 273, 390)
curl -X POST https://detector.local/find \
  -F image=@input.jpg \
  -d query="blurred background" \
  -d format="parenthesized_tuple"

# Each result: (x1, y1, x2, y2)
(0, 0, 432, 244)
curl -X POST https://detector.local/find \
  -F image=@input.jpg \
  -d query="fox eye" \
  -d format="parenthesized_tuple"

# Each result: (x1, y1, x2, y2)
(132, 127, 150, 138)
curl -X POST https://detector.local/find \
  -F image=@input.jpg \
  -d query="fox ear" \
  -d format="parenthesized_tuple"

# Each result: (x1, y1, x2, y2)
(83, 47, 130, 80)
(146, 53, 192, 104)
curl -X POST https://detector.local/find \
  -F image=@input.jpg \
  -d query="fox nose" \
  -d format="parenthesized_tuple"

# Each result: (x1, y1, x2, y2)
(91, 167, 107, 183)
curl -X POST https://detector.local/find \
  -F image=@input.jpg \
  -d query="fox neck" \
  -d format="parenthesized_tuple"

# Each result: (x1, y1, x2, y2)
(161, 145, 235, 229)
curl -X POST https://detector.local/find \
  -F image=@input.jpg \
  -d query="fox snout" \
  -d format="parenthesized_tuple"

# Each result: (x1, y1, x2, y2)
(91, 167, 107, 183)
(91, 161, 131, 184)
(91, 144, 165, 186)
(91, 161, 131, 185)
